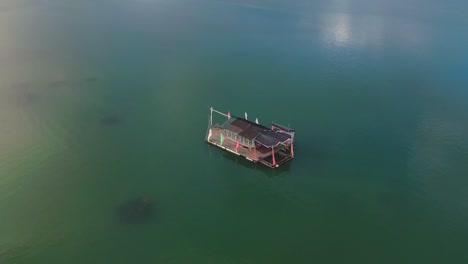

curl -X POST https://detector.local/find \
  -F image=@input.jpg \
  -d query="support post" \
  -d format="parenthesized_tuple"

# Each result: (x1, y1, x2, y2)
(272, 147, 277, 167)
(210, 107, 213, 126)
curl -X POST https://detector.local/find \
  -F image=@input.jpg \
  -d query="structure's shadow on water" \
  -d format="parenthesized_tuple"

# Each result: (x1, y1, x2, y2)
(207, 145, 292, 177)
(116, 197, 154, 225)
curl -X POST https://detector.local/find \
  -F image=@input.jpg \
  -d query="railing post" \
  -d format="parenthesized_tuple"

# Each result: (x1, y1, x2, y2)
(209, 107, 213, 126)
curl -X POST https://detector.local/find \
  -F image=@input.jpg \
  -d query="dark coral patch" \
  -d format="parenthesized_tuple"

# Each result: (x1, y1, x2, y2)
(16, 92, 39, 106)
(49, 80, 68, 88)
(116, 197, 154, 224)
(85, 77, 98, 83)
(99, 115, 123, 126)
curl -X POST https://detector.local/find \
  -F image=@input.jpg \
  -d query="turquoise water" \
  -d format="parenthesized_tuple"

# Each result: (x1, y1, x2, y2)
(1, 0, 468, 263)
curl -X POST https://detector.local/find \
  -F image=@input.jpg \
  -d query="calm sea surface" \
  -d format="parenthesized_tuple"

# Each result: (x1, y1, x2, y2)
(1, 0, 468, 263)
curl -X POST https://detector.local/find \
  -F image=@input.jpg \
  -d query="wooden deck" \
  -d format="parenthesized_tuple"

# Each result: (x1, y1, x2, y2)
(206, 126, 293, 168)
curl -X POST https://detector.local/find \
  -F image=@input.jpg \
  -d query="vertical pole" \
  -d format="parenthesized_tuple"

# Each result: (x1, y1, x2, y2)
(207, 129, 212, 141)
(253, 146, 258, 161)
(272, 147, 277, 167)
(290, 142, 294, 158)
(210, 107, 213, 126)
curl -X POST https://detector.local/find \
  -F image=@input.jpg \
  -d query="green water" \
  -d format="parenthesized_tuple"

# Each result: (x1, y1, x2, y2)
(1, 0, 468, 263)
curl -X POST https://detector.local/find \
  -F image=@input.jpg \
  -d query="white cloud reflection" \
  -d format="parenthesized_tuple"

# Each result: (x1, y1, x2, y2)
(298, 1, 428, 52)
(322, 13, 351, 48)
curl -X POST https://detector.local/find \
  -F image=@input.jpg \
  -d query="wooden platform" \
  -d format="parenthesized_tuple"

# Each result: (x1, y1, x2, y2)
(206, 127, 293, 168)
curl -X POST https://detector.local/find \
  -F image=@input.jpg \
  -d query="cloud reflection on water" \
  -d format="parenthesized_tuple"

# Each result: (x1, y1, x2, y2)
(322, 13, 351, 48)
(298, 1, 428, 53)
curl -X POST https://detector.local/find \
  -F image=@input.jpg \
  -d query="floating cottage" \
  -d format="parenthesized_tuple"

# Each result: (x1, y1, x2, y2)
(206, 107, 295, 168)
